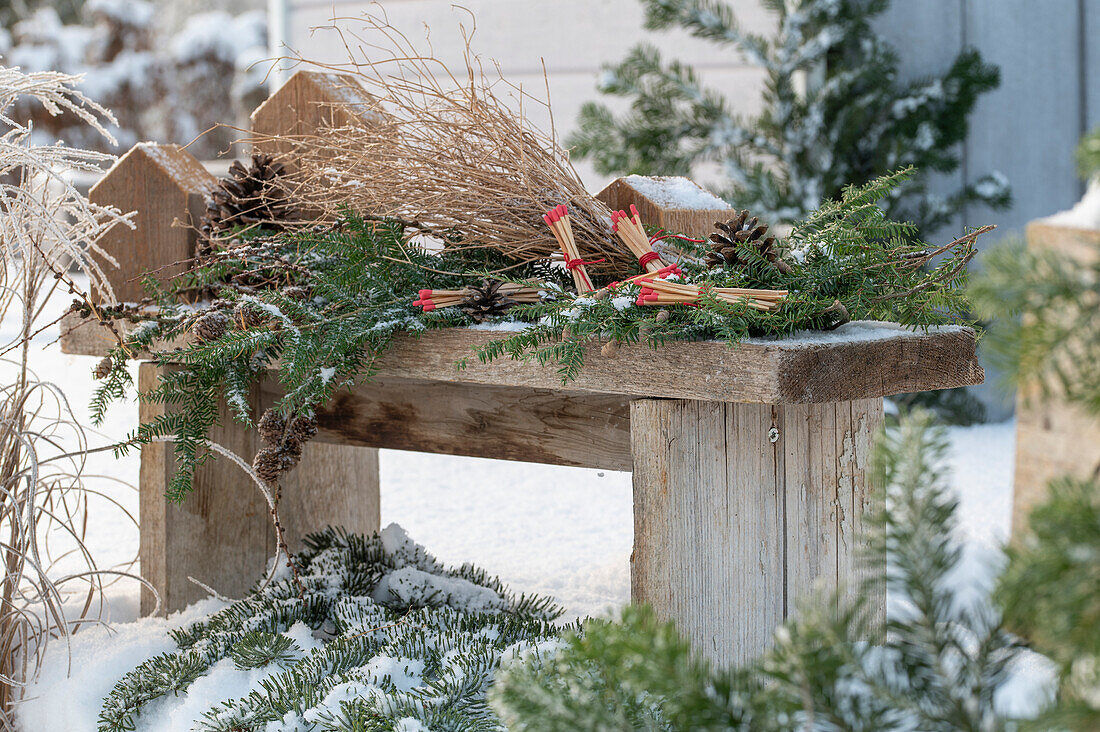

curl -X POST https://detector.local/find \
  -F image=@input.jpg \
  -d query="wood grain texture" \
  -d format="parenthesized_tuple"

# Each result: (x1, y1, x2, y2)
(263, 377, 632, 471)
(250, 69, 380, 170)
(596, 176, 731, 238)
(60, 313, 983, 405)
(630, 398, 885, 666)
(1012, 221, 1100, 538)
(139, 364, 380, 614)
(89, 144, 217, 304)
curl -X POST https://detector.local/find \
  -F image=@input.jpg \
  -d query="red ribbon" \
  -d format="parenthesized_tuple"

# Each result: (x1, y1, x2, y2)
(638, 251, 661, 268)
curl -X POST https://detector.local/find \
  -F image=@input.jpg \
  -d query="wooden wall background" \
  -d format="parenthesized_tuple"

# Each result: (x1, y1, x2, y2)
(283, 0, 1100, 239)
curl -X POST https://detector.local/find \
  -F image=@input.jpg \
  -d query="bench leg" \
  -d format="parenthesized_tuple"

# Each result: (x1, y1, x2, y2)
(139, 363, 380, 615)
(630, 398, 883, 666)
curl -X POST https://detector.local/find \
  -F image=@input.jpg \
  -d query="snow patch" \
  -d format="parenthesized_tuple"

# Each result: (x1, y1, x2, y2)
(745, 320, 970, 347)
(373, 566, 506, 613)
(1043, 178, 1100, 230)
(465, 320, 532, 332)
(622, 175, 731, 211)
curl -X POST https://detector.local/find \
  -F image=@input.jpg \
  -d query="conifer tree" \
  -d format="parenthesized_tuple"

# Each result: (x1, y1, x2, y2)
(570, 0, 1010, 235)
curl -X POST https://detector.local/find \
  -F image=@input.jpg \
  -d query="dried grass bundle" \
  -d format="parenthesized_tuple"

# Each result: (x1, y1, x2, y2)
(264, 10, 633, 275)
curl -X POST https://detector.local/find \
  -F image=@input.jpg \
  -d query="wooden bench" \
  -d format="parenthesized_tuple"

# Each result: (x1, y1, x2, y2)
(59, 72, 984, 666)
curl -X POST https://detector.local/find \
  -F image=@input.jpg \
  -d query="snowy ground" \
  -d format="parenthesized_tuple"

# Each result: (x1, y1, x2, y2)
(7, 282, 1046, 729)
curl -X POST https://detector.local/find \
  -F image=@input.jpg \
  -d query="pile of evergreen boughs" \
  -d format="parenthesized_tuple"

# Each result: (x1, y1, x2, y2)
(98, 524, 562, 731)
(90, 168, 986, 498)
(570, 0, 1010, 235)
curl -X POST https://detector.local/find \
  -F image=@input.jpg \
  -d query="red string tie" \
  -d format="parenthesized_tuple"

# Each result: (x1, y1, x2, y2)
(638, 251, 661, 268)
(566, 257, 605, 271)
(649, 229, 705, 246)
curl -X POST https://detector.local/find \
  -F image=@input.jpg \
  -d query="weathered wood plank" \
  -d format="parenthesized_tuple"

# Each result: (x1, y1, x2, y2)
(259, 377, 632, 471)
(837, 399, 880, 612)
(139, 364, 380, 614)
(60, 313, 983, 405)
(89, 144, 217, 304)
(630, 398, 884, 666)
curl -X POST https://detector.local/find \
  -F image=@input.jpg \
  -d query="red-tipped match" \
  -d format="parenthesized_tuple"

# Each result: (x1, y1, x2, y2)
(560, 204, 569, 217)
(543, 213, 554, 227)
(418, 289, 432, 299)
(630, 203, 640, 218)
(422, 302, 435, 312)
(635, 296, 647, 306)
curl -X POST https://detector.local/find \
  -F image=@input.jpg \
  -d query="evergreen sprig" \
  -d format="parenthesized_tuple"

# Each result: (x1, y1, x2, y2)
(570, 0, 1009, 235)
(971, 236, 1100, 417)
(997, 477, 1100, 730)
(1078, 125, 1100, 181)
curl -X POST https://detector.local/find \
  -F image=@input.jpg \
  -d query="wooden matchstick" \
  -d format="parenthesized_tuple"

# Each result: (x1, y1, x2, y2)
(613, 206, 666, 274)
(545, 206, 596, 293)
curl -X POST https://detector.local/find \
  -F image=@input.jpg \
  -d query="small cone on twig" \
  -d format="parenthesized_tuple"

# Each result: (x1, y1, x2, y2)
(193, 311, 229, 343)
(707, 210, 791, 273)
(234, 302, 269, 330)
(257, 409, 287, 446)
(93, 357, 112, 380)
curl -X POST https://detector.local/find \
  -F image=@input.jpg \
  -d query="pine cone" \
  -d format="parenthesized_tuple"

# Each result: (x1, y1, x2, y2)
(460, 280, 518, 323)
(193, 311, 228, 343)
(706, 211, 792, 273)
(199, 153, 300, 255)
(286, 414, 318, 447)
(234, 302, 268, 330)
(257, 409, 286, 446)
(93, 357, 113, 380)
(253, 447, 285, 485)
(252, 443, 303, 485)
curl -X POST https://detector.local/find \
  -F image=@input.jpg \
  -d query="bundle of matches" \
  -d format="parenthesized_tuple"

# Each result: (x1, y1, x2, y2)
(635, 278, 786, 312)
(612, 204, 665, 274)
(412, 282, 542, 312)
(543, 205, 596, 293)
(591, 264, 683, 300)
